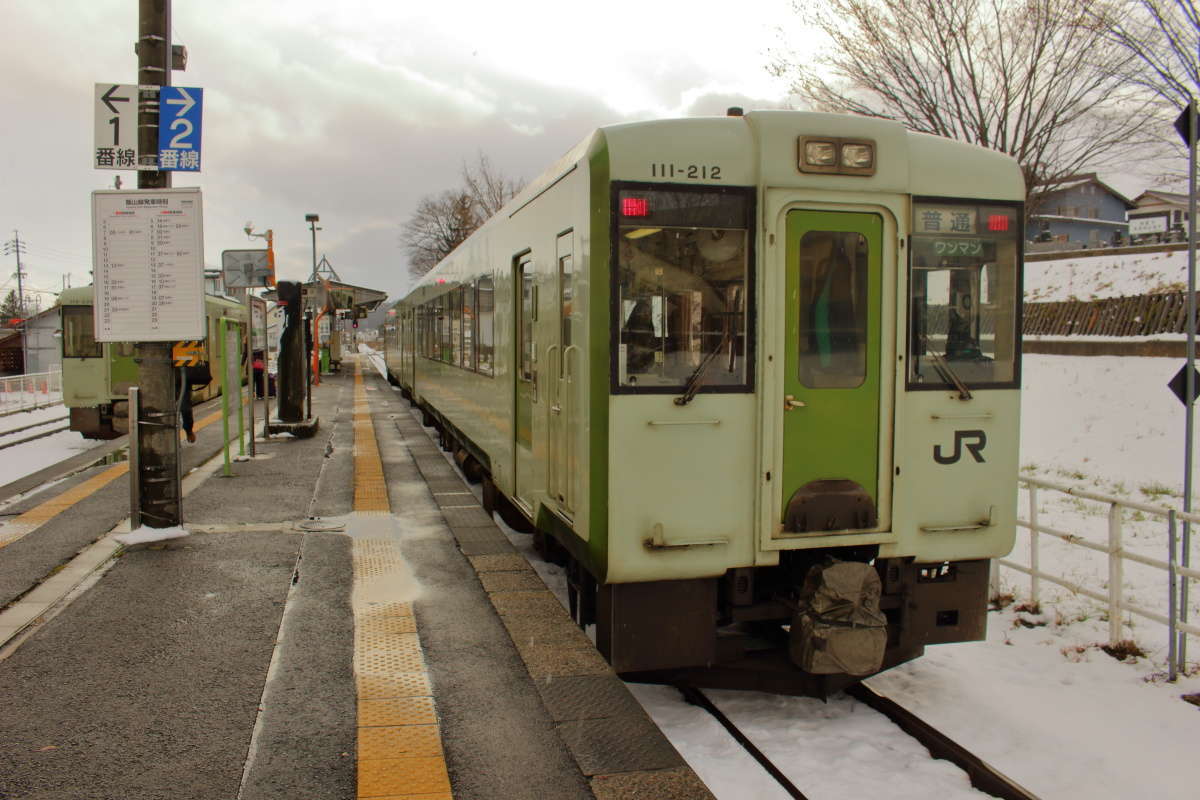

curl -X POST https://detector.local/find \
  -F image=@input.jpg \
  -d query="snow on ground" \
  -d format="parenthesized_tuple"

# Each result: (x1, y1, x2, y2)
(0, 406, 105, 489)
(1025, 248, 1188, 302)
(4, 346, 1193, 798)
(364, 334, 1200, 798)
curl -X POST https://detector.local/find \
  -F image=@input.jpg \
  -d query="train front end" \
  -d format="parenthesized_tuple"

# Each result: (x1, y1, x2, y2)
(596, 112, 1023, 692)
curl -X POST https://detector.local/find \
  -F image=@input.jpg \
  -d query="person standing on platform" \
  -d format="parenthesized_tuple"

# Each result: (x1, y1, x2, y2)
(252, 351, 265, 399)
(178, 361, 212, 443)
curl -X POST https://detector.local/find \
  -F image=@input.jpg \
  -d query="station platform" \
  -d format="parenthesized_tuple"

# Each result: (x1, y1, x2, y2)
(0, 356, 713, 800)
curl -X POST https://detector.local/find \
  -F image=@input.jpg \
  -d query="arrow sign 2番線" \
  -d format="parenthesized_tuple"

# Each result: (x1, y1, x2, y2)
(93, 83, 139, 170)
(158, 86, 203, 172)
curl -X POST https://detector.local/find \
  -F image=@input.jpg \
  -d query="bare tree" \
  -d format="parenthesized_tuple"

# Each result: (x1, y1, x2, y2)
(771, 0, 1164, 208)
(400, 190, 477, 280)
(400, 154, 525, 280)
(462, 153, 524, 219)
(1091, 0, 1199, 107)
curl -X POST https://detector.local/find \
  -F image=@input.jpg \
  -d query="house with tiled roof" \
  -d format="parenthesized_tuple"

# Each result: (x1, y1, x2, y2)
(1028, 173, 1135, 250)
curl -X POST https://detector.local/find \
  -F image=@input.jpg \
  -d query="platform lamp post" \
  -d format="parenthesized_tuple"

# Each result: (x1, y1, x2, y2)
(305, 213, 319, 420)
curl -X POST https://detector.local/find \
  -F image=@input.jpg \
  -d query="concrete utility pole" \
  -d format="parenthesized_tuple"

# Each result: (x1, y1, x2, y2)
(3, 231, 29, 374)
(133, 0, 181, 528)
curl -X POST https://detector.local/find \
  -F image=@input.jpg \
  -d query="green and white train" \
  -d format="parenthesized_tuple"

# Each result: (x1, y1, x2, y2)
(59, 286, 248, 439)
(383, 110, 1023, 693)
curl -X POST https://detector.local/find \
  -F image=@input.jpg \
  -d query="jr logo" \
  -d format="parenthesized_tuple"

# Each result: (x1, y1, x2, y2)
(934, 429, 987, 464)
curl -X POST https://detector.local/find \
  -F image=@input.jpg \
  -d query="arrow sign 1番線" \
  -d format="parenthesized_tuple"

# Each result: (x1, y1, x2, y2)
(93, 83, 140, 170)
(158, 86, 203, 172)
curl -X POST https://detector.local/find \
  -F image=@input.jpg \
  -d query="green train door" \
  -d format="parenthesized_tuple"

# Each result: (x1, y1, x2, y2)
(514, 254, 537, 514)
(781, 210, 882, 533)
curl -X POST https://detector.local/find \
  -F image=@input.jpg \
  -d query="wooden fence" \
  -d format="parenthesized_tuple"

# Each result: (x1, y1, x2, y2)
(1023, 291, 1196, 338)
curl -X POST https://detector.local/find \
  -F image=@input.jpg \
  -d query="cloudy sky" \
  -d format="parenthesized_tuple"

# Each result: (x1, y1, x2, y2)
(0, 0, 809, 313)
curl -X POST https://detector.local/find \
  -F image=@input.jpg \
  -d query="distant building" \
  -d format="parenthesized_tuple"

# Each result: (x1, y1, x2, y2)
(1028, 173, 1134, 250)
(0, 306, 60, 375)
(1128, 190, 1190, 243)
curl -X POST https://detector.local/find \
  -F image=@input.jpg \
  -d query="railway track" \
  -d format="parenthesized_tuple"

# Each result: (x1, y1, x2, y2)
(678, 684, 1040, 800)
(0, 415, 70, 451)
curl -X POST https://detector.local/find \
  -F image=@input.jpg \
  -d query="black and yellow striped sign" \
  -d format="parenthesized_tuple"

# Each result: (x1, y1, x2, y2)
(172, 340, 205, 367)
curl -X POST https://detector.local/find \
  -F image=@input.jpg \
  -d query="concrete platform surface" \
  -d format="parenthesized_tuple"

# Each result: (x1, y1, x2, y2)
(0, 358, 713, 800)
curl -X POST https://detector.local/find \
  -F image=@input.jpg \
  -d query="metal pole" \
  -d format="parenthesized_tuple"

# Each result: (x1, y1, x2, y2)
(263, 302, 273, 437)
(246, 291, 255, 457)
(220, 319, 231, 477)
(1183, 99, 1197, 670)
(1169, 510, 1179, 683)
(128, 387, 141, 530)
(134, 0, 180, 528)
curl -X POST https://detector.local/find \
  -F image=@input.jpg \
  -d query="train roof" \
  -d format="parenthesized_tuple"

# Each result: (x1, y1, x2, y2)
(403, 110, 1026, 300)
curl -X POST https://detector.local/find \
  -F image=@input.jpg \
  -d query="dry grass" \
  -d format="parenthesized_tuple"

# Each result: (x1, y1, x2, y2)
(1101, 639, 1147, 661)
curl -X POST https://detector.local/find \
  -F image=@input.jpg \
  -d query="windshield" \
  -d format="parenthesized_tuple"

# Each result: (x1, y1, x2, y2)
(62, 305, 102, 358)
(613, 185, 754, 393)
(908, 201, 1021, 390)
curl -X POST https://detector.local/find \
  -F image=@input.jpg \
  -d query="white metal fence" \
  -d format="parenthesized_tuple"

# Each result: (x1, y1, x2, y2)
(0, 368, 63, 414)
(997, 475, 1200, 679)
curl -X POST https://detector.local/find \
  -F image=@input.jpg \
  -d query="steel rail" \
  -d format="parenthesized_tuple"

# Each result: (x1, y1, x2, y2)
(679, 683, 1040, 800)
(845, 683, 1040, 800)
(675, 686, 809, 800)
(0, 421, 71, 451)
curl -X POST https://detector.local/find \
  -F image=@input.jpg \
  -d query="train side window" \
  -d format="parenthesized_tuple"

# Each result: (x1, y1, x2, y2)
(62, 306, 102, 358)
(462, 283, 476, 371)
(797, 231, 868, 389)
(477, 276, 495, 376)
(519, 259, 535, 382)
(451, 288, 463, 367)
(438, 294, 451, 362)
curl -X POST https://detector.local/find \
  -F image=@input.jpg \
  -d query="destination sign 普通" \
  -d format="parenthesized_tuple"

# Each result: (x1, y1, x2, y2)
(91, 188, 205, 342)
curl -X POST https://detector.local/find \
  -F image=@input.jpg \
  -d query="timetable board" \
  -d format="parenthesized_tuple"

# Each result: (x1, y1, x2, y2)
(92, 188, 205, 342)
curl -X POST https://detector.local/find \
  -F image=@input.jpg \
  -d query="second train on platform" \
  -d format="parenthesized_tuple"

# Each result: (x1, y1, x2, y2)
(383, 110, 1024, 694)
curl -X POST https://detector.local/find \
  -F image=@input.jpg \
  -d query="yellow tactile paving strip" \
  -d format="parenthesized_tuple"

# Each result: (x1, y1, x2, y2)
(0, 405, 230, 550)
(351, 358, 452, 799)
(354, 363, 391, 513)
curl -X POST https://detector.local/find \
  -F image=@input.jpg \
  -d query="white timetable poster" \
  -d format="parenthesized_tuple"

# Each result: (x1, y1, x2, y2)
(92, 188, 205, 342)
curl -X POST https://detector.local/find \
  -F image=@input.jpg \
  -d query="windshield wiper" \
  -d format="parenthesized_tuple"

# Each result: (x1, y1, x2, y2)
(674, 331, 730, 406)
(929, 350, 973, 400)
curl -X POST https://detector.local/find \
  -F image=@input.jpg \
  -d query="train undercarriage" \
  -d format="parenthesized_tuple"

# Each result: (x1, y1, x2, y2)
(417, 397, 991, 697)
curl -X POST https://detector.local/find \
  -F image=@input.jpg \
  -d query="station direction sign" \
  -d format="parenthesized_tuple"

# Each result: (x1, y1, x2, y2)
(91, 188, 205, 342)
(158, 86, 203, 172)
(94, 83, 143, 170)
(93, 83, 204, 172)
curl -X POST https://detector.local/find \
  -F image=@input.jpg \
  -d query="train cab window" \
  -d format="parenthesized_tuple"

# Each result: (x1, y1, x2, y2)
(613, 184, 754, 393)
(62, 306, 101, 358)
(908, 201, 1021, 390)
(797, 231, 869, 388)
(477, 276, 495, 376)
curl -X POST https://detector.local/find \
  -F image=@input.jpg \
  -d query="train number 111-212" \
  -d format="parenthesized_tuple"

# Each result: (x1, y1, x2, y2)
(650, 164, 723, 180)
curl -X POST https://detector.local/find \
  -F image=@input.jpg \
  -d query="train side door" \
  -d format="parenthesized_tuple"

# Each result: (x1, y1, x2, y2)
(780, 210, 883, 533)
(514, 254, 537, 514)
(548, 231, 576, 515)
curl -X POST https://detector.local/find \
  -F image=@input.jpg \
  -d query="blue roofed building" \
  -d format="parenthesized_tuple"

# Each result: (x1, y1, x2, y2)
(1028, 173, 1135, 251)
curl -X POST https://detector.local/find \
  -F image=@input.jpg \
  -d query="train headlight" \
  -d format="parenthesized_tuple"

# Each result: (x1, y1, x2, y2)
(841, 142, 874, 170)
(798, 136, 877, 176)
(803, 140, 837, 167)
